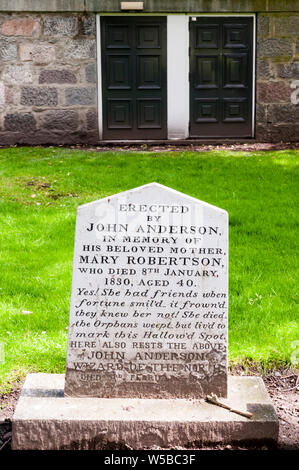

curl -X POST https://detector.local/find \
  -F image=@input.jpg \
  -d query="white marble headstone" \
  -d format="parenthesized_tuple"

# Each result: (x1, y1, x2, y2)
(65, 183, 228, 398)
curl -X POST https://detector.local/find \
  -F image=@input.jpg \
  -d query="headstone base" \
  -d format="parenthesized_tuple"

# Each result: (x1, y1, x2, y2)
(12, 373, 278, 450)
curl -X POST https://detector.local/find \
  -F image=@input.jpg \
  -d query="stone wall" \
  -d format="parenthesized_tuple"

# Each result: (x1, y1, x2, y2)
(256, 13, 299, 142)
(1, 1, 295, 13)
(0, 9, 298, 144)
(0, 13, 98, 145)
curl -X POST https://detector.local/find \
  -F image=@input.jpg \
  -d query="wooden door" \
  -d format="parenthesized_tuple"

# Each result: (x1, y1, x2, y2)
(101, 16, 167, 140)
(189, 17, 254, 138)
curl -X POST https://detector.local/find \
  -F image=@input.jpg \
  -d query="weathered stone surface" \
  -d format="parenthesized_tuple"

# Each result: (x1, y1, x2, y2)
(0, 0, 298, 13)
(257, 38, 293, 57)
(256, 123, 298, 142)
(0, 0, 297, 13)
(0, 1, 84, 11)
(274, 16, 299, 35)
(0, 129, 99, 146)
(85, 1, 269, 13)
(44, 16, 78, 36)
(82, 14, 96, 35)
(0, 40, 17, 61)
(12, 373, 279, 450)
(86, 110, 98, 130)
(255, 124, 269, 141)
(64, 183, 228, 399)
(257, 81, 291, 103)
(85, 63, 97, 83)
(41, 110, 79, 130)
(256, 60, 276, 79)
(271, 124, 299, 142)
(19, 43, 55, 64)
(4, 86, 14, 105)
(267, 104, 299, 123)
(0, 81, 5, 105)
(1, 18, 40, 36)
(268, 0, 299, 11)
(4, 113, 36, 132)
(21, 87, 58, 106)
(64, 39, 96, 59)
(256, 104, 267, 122)
(277, 62, 299, 79)
(65, 87, 96, 105)
(39, 69, 77, 84)
(2, 64, 33, 85)
(257, 15, 270, 36)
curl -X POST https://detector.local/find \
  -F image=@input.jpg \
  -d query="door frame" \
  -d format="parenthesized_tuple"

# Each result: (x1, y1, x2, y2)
(96, 13, 256, 140)
(97, 13, 169, 141)
(99, 15, 167, 140)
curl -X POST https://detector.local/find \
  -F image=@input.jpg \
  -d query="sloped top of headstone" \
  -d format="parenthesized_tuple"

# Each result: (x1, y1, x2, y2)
(77, 182, 228, 215)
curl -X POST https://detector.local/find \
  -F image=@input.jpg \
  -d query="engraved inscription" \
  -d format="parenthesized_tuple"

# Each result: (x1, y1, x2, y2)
(65, 183, 228, 398)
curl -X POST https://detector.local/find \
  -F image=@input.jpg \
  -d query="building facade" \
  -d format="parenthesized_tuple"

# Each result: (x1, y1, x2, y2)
(0, 0, 298, 144)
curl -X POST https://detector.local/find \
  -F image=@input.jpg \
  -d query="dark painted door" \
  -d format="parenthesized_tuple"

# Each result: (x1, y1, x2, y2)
(189, 17, 253, 138)
(101, 16, 167, 140)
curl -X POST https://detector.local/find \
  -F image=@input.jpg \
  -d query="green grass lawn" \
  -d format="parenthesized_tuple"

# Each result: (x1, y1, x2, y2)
(0, 147, 298, 392)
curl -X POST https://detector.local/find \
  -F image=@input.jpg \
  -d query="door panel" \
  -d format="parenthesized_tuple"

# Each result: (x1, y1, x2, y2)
(101, 17, 167, 140)
(196, 24, 219, 49)
(196, 56, 218, 88)
(137, 25, 160, 48)
(223, 98, 248, 122)
(107, 55, 131, 89)
(223, 24, 249, 49)
(137, 56, 161, 89)
(223, 54, 248, 88)
(195, 98, 219, 123)
(107, 99, 133, 129)
(190, 17, 253, 138)
(138, 99, 162, 128)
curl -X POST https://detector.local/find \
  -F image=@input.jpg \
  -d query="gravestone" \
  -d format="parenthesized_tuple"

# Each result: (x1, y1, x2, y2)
(12, 183, 279, 450)
(65, 183, 228, 398)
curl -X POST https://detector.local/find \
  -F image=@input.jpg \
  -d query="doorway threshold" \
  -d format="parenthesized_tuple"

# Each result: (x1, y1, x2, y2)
(99, 138, 257, 146)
